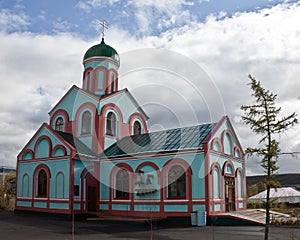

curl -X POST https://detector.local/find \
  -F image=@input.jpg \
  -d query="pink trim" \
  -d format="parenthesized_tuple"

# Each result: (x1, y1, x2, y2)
(100, 103, 124, 123)
(210, 138, 223, 153)
(210, 162, 222, 200)
(110, 163, 134, 212)
(161, 158, 192, 212)
(82, 67, 93, 90)
(235, 167, 245, 199)
(135, 161, 161, 184)
(33, 164, 51, 208)
(107, 69, 118, 93)
(34, 136, 52, 159)
(94, 66, 107, 91)
(48, 85, 100, 116)
(222, 160, 235, 177)
(50, 109, 71, 133)
(129, 113, 148, 135)
(221, 130, 234, 156)
(55, 171, 65, 198)
(21, 173, 30, 197)
(52, 145, 67, 157)
(22, 149, 34, 160)
(234, 146, 243, 159)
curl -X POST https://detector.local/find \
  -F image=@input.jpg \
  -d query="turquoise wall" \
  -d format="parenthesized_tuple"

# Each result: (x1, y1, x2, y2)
(100, 152, 206, 201)
(17, 159, 70, 199)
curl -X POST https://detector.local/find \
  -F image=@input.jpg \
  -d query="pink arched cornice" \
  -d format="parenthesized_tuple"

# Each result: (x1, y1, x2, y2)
(50, 109, 70, 128)
(234, 146, 243, 159)
(55, 171, 65, 198)
(33, 164, 51, 198)
(107, 69, 119, 93)
(110, 163, 134, 200)
(129, 113, 148, 134)
(110, 163, 134, 175)
(80, 165, 95, 179)
(100, 103, 124, 123)
(51, 145, 67, 157)
(74, 102, 97, 136)
(235, 167, 245, 198)
(162, 158, 192, 176)
(222, 160, 235, 177)
(33, 164, 52, 178)
(94, 66, 107, 90)
(22, 173, 30, 197)
(210, 162, 222, 199)
(82, 67, 94, 90)
(22, 149, 34, 160)
(210, 162, 222, 175)
(221, 130, 234, 156)
(162, 158, 192, 200)
(135, 161, 161, 183)
(210, 137, 223, 153)
(235, 167, 243, 177)
(83, 67, 93, 79)
(34, 136, 53, 159)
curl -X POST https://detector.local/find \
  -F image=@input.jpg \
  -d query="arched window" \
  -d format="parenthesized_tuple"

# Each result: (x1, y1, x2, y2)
(55, 117, 64, 132)
(81, 111, 91, 134)
(115, 169, 129, 199)
(168, 165, 186, 198)
(213, 167, 220, 199)
(55, 172, 64, 198)
(86, 72, 91, 91)
(106, 112, 116, 136)
(111, 73, 115, 93)
(133, 121, 142, 135)
(37, 169, 47, 197)
(22, 174, 29, 197)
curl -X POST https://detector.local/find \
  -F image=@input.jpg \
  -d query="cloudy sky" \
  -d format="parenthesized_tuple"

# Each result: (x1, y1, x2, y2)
(1, 0, 300, 175)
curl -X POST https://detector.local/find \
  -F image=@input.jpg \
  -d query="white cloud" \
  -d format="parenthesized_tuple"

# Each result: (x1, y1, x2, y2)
(76, 0, 197, 34)
(1, 2, 300, 175)
(75, 0, 121, 12)
(127, 0, 196, 34)
(0, 8, 30, 32)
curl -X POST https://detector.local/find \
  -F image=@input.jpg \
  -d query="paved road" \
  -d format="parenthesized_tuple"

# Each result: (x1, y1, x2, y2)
(0, 210, 299, 240)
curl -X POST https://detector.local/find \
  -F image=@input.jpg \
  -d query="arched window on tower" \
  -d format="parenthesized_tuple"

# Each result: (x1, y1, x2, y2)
(133, 121, 141, 135)
(168, 165, 186, 198)
(81, 111, 91, 135)
(106, 112, 116, 136)
(55, 117, 64, 132)
(37, 169, 47, 197)
(86, 72, 91, 91)
(115, 169, 129, 199)
(111, 73, 115, 93)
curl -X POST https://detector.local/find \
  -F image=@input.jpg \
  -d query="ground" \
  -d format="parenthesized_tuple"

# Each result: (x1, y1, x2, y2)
(0, 210, 299, 240)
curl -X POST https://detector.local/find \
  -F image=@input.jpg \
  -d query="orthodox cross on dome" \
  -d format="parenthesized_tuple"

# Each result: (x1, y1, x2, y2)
(99, 21, 108, 39)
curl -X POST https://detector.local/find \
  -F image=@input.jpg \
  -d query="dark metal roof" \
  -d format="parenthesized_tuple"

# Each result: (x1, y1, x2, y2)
(103, 122, 216, 158)
(55, 131, 96, 157)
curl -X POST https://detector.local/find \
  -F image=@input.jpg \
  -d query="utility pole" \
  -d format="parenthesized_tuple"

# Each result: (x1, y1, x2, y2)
(1, 164, 4, 208)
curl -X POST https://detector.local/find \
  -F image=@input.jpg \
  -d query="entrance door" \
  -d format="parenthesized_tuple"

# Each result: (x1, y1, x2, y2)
(225, 177, 235, 212)
(87, 186, 97, 211)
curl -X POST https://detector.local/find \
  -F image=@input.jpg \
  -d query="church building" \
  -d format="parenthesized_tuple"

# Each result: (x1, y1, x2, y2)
(15, 32, 246, 222)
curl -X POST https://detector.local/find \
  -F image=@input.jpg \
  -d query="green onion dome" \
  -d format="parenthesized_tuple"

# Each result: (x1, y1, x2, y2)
(83, 38, 119, 64)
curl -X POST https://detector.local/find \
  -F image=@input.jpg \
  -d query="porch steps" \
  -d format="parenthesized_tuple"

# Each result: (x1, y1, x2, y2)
(212, 209, 291, 226)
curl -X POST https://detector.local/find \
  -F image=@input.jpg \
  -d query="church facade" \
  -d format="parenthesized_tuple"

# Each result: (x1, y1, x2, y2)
(15, 37, 246, 220)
